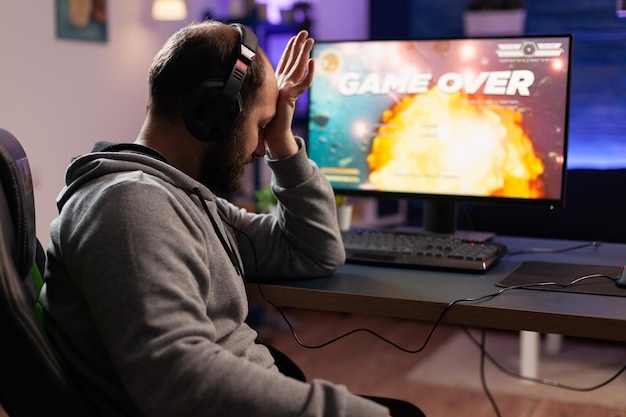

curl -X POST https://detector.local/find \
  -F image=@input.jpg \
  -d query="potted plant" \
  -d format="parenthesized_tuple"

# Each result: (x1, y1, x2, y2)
(254, 185, 277, 214)
(463, 0, 526, 36)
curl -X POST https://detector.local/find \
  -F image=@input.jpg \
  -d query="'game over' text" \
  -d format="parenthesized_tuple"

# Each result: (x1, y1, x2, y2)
(337, 70, 535, 97)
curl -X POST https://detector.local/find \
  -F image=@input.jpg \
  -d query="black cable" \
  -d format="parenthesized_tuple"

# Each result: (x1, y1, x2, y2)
(193, 188, 244, 277)
(223, 215, 626, 413)
(463, 327, 626, 392)
(224, 215, 452, 352)
(260, 262, 626, 414)
(254, 262, 516, 352)
(245, 225, 621, 355)
(464, 273, 625, 417)
(479, 329, 502, 417)
(256, 267, 621, 352)
(256, 279, 440, 352)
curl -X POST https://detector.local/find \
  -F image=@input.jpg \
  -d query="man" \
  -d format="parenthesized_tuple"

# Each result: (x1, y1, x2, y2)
(41, 20, 419, 417)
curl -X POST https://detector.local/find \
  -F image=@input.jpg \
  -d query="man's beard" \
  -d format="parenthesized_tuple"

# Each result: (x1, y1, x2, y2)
(198, 127, 255, 196)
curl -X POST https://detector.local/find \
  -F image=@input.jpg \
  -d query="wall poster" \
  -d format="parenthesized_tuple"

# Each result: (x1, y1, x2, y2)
(56, 0, 107, 42)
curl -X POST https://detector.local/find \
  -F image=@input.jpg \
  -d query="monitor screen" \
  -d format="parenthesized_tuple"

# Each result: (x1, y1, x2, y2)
(306, 34, 573, 234)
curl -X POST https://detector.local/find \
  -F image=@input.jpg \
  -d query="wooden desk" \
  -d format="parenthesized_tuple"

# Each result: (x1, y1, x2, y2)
(247, 236, 626, 343)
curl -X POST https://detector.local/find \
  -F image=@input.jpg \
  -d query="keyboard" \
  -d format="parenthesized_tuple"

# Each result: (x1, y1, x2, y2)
(341, 229, 507, 272)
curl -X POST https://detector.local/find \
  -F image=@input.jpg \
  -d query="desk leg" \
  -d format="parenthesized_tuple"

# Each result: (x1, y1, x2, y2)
(519, 330, 539, 382)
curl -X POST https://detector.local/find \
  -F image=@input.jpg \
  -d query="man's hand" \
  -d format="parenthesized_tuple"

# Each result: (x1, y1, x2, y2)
(263, 30, 315, 159)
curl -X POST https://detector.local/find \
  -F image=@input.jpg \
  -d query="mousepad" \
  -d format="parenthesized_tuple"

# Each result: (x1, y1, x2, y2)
(497, 261, 625, 297)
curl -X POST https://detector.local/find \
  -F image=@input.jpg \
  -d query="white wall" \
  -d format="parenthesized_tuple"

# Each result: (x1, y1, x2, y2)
(0, 0, 367, 244)
(0, 1, 196, 243)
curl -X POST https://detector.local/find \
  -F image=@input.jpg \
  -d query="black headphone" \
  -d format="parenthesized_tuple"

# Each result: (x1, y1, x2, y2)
(183, 23, 258, 142)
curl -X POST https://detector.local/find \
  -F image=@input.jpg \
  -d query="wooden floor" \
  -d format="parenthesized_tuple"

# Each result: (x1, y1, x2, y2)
(256, 307, 626, 417)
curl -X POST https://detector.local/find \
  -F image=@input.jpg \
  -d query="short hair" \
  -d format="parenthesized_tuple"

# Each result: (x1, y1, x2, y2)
(147, 20, 265, 121)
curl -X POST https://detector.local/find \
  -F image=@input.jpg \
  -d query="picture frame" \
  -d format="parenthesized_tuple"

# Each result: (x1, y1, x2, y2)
(56, 0, 107, 42)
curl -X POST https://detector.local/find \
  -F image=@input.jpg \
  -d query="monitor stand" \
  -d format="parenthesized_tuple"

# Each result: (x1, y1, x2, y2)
(395, 200, 495, 242)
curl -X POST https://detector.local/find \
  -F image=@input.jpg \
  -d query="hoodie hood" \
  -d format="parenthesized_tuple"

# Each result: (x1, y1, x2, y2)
(57, 141, 214, 212)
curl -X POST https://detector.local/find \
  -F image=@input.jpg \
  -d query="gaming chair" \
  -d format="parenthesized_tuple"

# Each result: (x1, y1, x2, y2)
(0, 128, 95, 416)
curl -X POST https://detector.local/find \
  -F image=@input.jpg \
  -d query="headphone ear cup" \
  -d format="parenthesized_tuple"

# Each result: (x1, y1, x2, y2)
(183, 79, 240, 142)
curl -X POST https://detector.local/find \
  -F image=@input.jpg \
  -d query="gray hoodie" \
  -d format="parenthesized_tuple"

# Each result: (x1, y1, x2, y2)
(40, 138, 388, 417)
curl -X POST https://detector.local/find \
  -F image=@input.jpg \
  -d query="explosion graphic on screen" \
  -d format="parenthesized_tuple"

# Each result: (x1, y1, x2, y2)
(366, 87, 545, 198)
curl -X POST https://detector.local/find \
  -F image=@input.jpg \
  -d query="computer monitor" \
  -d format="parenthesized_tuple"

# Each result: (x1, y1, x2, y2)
(306, 34, 573, 236)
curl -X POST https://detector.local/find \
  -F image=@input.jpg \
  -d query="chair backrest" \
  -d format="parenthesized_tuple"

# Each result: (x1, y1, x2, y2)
(0, 128, 95, 416)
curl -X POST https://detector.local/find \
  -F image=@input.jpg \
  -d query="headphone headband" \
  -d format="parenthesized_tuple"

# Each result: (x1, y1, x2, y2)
(183, 23, 259, 142)
(221, 24, 258, 103)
